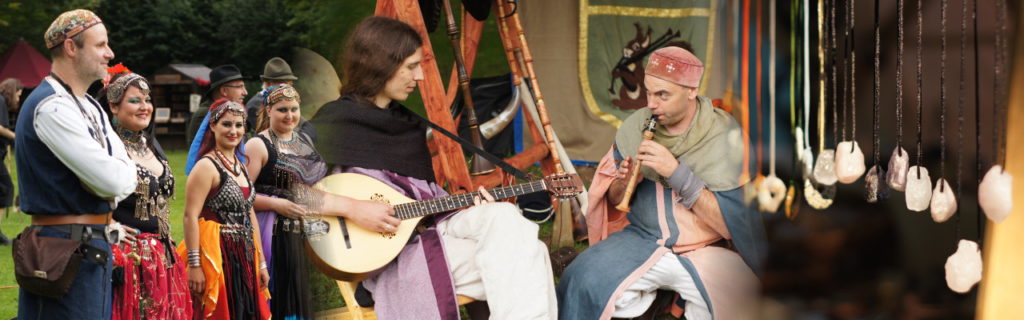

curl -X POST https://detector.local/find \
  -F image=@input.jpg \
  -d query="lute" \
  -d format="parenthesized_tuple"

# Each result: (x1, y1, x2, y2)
(305, 172, 584, 281)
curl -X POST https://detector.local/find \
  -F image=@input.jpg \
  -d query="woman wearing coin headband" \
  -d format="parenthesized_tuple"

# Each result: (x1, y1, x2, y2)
(181, 98, 271, 319)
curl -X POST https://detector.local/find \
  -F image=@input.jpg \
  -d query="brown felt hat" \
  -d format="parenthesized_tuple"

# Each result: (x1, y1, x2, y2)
(260, 57, 298, 81)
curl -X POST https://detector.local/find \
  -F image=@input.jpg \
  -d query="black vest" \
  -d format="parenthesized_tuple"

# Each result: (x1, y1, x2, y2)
(15, 79, 113, 215)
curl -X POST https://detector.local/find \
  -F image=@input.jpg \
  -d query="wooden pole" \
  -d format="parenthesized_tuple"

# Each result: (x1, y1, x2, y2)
(976, 9, 1024, 319)
(441, 0, 495, 175)
(498, 0, 587, 246)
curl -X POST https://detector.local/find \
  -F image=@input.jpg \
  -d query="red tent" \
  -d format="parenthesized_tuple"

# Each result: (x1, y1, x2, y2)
(0, 39, 51, 87)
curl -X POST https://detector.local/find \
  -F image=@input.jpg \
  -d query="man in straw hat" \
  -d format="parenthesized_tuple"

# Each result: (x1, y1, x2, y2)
(557, 46, 765, 319)
(14, 9, 137, 319)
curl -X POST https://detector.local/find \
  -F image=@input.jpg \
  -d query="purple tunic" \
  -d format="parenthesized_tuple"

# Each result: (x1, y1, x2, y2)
(337, 166, 463, 320)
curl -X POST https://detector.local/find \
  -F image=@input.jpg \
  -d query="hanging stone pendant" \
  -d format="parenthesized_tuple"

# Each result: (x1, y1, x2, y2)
(813, 149, 838, 185)
(905, 166, 932, 212)
(804, 178, 836, 210)
(835, 141, 866, 184)
(784, 183, 800, 220)
(930, 178, 957, 223)
(979, 165, 1014, 223)
(743, 174, 765, 206)
(865, 164, 889, 203)
(887, 146, 910, 191)
(945, 239, 983, 294)
(757, 175, 787, 213)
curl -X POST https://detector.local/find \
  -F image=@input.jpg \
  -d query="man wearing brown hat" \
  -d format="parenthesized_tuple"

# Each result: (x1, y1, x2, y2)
(246, 57, 295, 131)
(14, 9, 137, 319)
(556, 46, 764, 319)
(246, 57, 317, 140)
(186, 64, 248, 143)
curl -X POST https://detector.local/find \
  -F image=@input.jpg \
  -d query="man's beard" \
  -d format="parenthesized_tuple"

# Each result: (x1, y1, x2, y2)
(74, 56, 106, 83)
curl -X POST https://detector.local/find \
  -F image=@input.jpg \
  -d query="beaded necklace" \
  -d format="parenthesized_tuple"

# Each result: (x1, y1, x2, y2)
(214, 149, 240, 176)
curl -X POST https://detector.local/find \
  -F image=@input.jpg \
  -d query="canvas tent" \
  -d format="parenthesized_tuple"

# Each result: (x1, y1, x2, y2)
(0, 39, 51, 87)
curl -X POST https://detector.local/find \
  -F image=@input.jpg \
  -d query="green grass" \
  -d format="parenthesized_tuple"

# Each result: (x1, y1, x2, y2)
(0, 150, 188, 318)
(0, 206, 26, 317)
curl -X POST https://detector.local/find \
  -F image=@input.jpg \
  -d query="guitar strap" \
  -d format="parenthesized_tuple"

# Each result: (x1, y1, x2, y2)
(403, 107, 535, 181)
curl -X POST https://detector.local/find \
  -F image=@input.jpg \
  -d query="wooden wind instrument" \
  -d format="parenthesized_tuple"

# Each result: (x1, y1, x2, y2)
(496, 1, 589, 244)
(615, 115, 659, 212)
(440, 0, 494, 175)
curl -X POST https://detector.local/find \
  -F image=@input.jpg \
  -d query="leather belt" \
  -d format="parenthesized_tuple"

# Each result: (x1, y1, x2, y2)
(31, 213, 111, 226)
(29, 224, 110, 243)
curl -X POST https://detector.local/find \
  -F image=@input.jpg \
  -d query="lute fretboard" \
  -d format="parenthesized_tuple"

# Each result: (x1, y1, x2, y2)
(393, 180, 547, 220)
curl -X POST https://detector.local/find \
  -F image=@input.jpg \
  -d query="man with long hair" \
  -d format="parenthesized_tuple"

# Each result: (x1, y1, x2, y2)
(311, 16, 557, 319)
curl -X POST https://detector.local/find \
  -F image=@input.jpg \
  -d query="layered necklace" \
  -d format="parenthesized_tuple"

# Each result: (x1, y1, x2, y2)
(116, 126, 149, 159)
(214, 148, 241, 176)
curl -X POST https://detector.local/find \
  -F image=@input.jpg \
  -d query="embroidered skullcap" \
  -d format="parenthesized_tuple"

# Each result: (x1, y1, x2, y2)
(645, 46, 703, 88)
(263, 85, 301, 107)
(45, 9, 103, 49)
(106, 73, 150, 104)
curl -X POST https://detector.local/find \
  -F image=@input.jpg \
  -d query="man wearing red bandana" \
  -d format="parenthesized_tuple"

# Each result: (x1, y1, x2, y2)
(557, 46, 766, 320)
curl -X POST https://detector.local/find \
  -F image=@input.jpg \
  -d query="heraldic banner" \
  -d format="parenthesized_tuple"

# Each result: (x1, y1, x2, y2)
(579, 0, 722, 127)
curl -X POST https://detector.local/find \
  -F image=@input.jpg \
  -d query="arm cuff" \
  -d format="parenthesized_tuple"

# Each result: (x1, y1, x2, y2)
(666, 162, 706, 208)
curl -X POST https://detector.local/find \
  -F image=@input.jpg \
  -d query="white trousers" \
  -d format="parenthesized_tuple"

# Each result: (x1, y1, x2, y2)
(437, 202, 558, 320)
(612, 252, 712, 320)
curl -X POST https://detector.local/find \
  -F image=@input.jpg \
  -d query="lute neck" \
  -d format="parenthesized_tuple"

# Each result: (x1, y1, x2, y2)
(393, 180, 547, 220)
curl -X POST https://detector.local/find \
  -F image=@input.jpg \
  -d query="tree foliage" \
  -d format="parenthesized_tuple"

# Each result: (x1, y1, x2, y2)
(0, 0, 100, 54)
(2, 0, 508, 95)
(95, 0, 305, 78)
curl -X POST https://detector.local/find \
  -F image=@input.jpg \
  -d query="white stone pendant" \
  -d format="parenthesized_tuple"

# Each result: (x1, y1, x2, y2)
(865, 165, 888, 203)
(905, 166, 932, 212)
(758, 175, 787, 213)
(979, 165, 1014, 223)
(930, 178, 957, 223)
(743, 174, 764, 205)
(804, 179, 835, 210)
(813, 149, 838, 185)
(945, 239, 983, 294)
(887, 146, 910, 191)
(835, 141, 866, 184)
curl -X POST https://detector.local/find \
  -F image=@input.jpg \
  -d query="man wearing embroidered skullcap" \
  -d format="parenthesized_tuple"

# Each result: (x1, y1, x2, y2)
(557, 46, 765, 319)
(14, 9, 137, 319)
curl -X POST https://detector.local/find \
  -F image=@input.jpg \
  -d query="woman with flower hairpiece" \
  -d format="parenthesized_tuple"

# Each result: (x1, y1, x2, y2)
(179, 98, 271, 320)
(98, 66, 193, 320)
